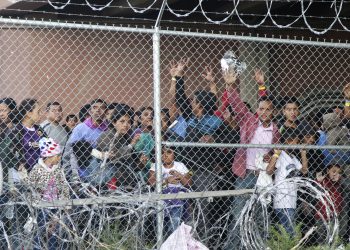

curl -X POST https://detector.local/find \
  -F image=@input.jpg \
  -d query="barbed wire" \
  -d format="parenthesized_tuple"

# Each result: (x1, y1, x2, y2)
(232, 177, 339, 250)
(41, 0, 350, 34)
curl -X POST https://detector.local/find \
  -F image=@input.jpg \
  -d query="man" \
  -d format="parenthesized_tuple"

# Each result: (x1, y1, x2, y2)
(254, 69, 301, 134)
(64, 99, 108, 181)
(222, 51, 280, 249)
(41, 102, 68, 147)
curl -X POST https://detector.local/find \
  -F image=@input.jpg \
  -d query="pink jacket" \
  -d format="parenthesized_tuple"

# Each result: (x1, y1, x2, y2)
(227, 87, 280, 178)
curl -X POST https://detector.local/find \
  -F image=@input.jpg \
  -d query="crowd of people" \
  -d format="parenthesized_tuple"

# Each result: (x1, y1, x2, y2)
(0, 51, 349, 249)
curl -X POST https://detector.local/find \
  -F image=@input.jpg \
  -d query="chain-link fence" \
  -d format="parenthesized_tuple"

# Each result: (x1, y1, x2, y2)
(0, 17, 349, 249)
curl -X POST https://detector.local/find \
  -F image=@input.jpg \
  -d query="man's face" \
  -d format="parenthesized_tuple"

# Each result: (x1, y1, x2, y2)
(283, 103, 300, 123)
(47, 105, 63, 123)
(256, 100, 274, 123)
(327, 166, 341, 182)
(90, 102, 106, 122)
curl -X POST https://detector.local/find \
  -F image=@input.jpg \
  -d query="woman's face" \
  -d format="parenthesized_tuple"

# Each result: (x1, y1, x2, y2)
(113, 114, 131, 135)
(141, 109, 153, 128)
(0, 103, 10, 123)
(27, 102, 43, 124)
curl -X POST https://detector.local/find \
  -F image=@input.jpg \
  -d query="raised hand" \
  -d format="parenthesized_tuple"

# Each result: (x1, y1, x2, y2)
(254, 68, 265, 85)
(169, 58, 190, 78)
(202, 66, 215, 82)
(343, 83, 350, 99)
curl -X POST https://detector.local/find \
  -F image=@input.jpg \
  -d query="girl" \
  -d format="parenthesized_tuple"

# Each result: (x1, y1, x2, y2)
(29, 137, 69, 250)
(133, 107, 155, 183)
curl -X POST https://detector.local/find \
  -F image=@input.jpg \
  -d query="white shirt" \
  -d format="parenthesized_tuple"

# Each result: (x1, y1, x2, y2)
(150, 161, 189, 188)
(273, 151, 302, 209)
(246, 122, 273, 170)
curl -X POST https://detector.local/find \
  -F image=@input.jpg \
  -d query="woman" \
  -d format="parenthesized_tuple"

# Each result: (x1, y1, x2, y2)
(0, 97, 18, 131)
(11, 99, 45, 172)
(87, 106, 140, 190)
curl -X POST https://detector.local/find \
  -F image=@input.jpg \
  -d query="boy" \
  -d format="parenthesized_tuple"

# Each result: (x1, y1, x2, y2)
(266, 128, 308, 235)
(148, 146, 192, 234)
(41, 102, 68, 147)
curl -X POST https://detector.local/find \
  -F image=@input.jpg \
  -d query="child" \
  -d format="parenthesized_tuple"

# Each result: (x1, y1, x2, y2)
(28, 137, 69, 250)
(148, 146, 192, 234)
(315, 160, 344, 241)
(267, 128, 308, 235)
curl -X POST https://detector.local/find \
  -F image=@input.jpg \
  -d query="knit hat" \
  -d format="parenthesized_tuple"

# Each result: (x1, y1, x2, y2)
(39, 137, 61, 158)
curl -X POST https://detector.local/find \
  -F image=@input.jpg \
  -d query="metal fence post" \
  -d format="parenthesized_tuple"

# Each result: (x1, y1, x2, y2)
(153, 26, 164, 249)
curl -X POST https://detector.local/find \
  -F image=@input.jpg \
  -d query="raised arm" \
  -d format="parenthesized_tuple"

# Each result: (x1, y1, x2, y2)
(202, 66, 218, 97)
(343, 83, 350, 119)
(169, 58, 193, 121)
(225, 70, 255, 124)
(254, 68, 269, 98)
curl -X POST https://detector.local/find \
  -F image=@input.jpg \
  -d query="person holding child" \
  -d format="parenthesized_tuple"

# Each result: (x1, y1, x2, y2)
(267, 128, 308, 235)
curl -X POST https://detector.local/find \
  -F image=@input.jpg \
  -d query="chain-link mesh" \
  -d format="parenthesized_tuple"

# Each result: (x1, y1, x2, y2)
(0, 19, 349, 249)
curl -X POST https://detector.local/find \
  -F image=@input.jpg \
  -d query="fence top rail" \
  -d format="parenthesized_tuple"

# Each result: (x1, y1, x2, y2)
(35, 189, 254, 208)
(0, 17, 349, 48)
(163, 141, 350, 150)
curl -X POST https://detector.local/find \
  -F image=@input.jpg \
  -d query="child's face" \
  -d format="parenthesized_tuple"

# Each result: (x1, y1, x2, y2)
(303, 134, 316, 145)
(285, 137, 300, 145)
(162, 148, 174, 165)
(44, 154, 61, 166)
(67, 117, 78, 129)
(141, 109, 153, 128)
(327, 165, 341, 182)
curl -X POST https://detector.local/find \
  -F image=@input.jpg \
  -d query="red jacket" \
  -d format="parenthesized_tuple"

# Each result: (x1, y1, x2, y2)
(316, 177, 343, 220)
(227, 87, 280, 178)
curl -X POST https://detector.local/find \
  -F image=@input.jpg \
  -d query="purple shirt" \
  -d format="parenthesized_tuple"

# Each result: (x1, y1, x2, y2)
(22, 126, 41, 171)
(68, 118, 108, 147)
